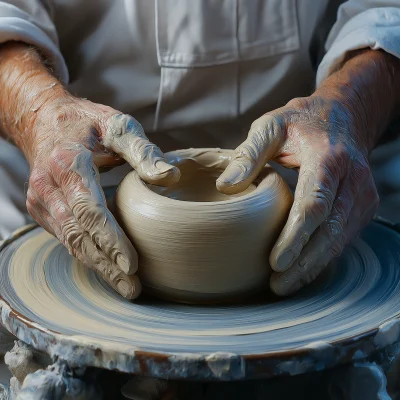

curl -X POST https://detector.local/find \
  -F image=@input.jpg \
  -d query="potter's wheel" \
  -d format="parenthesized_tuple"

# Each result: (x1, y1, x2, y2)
(1, 220, 400, 381)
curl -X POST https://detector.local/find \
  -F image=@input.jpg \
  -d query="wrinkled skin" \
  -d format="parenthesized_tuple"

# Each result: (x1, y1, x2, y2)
(218, 96, 379, 295)
(1, 43, 399, 299)
(26, 100, 180, 299)
(218, 50, 400, 295)
(0, 43, 179, 299)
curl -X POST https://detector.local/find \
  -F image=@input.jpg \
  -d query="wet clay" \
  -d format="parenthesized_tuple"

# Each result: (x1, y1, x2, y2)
(69, 145, 140, 299)
(116, 148, 293, 303)
(1, 222, 400, 364)
(148, 158, 256, 202)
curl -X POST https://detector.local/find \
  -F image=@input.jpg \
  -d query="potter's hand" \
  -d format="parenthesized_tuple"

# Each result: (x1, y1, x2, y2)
(26, 100, 179, 299)
(219, 98, 377, 295)
(218, 50, 400, 296)
(0, 42, 179, 299)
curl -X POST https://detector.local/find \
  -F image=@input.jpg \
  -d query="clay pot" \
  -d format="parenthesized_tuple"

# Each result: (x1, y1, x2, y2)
(116, 149, 292, 303)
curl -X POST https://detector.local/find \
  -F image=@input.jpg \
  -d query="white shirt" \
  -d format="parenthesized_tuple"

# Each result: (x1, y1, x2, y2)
(1, 0, 399, 148)
(0, 0, 399, 238)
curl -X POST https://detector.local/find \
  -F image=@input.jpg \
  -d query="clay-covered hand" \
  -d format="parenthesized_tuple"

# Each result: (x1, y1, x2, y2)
(218, 50, 400, 296)
(0, 43, 180, 299)
(25, 97, 180, 299)
(218, 95, 379, 295)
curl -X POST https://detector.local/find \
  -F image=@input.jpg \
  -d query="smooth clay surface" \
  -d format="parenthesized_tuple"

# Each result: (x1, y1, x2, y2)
(116, 148, 293, 303)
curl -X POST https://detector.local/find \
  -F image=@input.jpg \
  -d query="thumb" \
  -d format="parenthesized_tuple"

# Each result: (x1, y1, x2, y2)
(217, 115, 285, 194)
(102, 114, 180, 186)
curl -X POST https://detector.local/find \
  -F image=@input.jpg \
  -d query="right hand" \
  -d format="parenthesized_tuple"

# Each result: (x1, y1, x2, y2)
(25, 94, 180, 299)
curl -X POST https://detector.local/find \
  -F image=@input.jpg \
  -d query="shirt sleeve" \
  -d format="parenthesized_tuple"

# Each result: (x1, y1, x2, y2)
(316, 0, 400, 86)
(0, 0, 68, 83)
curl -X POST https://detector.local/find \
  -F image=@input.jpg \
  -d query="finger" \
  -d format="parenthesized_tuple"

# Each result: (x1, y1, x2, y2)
(270, 155, 341, 273)
(73, 230, 141, 299)
(29, 178, 141, 299)
(270, 255, 329, 296)
(270, 179, 378, 296)
(270, 183, 353, 296)
(49, 147, 138, 275)
(217, 115, 285, 194)
(102, 114, 180, 186)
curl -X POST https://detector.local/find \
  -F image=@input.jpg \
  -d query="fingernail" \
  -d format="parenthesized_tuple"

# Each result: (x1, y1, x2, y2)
(154, 161, 180, 185)
(217, 164, 245, 187)
(276, 250, 295, 271)
(116, 253, 130, 273)
(117, 279, 132, 298)
(155, 160, 175, 174)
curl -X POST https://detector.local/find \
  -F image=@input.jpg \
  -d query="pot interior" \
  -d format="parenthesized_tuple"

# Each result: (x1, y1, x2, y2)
(148, 159, 256, 202)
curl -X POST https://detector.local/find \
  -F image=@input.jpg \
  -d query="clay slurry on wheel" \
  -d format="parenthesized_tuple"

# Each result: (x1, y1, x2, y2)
(0, 222, 399, 358)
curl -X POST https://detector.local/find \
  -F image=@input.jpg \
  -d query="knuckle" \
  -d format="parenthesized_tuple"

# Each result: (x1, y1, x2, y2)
(72, 200, 105, 230)
(249, 119, 265, 136)
(106, 114, 126, 137)
(60, 218, 83, 252)
(126, 115, 144, 136)
(50, 106, 91, 134)
(251, 114, 282, 139)
(107, 114, 144, 137)
(286, 97, 309, 109)
(325, 217, 346, 240)
(249, 115, 267, 132)
(53, 107, 77, 127)
(243, 115, 283, 162)
(235, 143, 259, 166)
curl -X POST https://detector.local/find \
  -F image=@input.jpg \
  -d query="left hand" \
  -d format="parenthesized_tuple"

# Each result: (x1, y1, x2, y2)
(217, 94, 379, 296)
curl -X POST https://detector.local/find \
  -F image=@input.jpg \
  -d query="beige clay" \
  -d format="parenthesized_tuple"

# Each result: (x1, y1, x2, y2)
(116, 148, 293, 303)
(3, 221, 400, 362)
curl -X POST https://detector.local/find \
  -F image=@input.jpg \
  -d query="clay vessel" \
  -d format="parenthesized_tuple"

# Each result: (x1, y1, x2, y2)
(116, 148, 292, 303)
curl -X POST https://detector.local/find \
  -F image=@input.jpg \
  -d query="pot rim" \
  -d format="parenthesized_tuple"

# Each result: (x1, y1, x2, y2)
(121, 148, 281, 208)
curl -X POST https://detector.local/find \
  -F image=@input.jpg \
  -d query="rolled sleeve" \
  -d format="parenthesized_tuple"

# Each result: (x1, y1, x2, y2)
(0, 1, 68, 83)
(316, 1, 400, 86)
